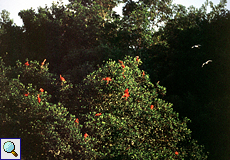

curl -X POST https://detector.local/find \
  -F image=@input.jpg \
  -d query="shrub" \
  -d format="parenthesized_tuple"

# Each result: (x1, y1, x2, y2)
(74, 55, 209, 159)
(0, 55, 209, 159)
(0, 57, 96, 159)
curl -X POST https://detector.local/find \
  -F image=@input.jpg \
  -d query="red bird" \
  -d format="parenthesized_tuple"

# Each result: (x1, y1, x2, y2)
(37, 94, 41, 103)
(136, 56, 140, 62)
(122, 93, 130, 100)
(95, 113, 102, 116)
(25, 61, 29, 66)
(118, 60, 124, 65)
(41, 59, 46, 66)
(150, 105, 154, 109)
(75, 118, 79, 123)
(122, 88, 130, 100)
(84, 133, 88, 139)
(102, 77, 112, 85)
(60, 75, 65, 81)
(142, 71, 145, 78)
(40, 88, 44, 92)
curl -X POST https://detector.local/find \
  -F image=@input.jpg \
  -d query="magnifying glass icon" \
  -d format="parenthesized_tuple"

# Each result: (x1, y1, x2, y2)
(3, 141, 18, 157)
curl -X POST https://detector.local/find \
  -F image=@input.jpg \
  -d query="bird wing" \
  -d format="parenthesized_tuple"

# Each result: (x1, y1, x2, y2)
(207, 60, 212, 64)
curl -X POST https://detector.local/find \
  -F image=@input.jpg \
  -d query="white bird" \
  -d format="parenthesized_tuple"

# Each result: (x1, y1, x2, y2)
(202, 60, 212, 67)
(191, 44, 201, 48)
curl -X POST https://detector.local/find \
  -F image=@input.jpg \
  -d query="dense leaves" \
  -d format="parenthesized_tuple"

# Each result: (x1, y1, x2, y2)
(0, 58, 97, 159)
(0, 56, 209, 159)
(1, 0, 230, 159)
(74, 56, 208, 159)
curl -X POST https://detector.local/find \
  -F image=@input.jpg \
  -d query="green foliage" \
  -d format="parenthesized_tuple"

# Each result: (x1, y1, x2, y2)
(0, 57, 96, 159)
(0, 9, 14, 33)
(58, 43, 136, 87)
(0, 56, 209, 159)
(1, 0, 230, 159)
(0, 10, 24, 67)
(74, 55, 209, 159)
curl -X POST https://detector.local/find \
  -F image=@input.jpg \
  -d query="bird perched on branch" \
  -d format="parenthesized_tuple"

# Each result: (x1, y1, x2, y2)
(202, 60, 212, 67)
(191, 44, 201, 48)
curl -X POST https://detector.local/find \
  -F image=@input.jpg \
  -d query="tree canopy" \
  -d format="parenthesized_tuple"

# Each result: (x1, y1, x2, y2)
(0, 0, 230, 159)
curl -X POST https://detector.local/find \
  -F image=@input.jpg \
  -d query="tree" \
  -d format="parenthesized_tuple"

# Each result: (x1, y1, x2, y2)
(0, 10, 25, 67)
(1, 1, 229, 158)
(144, 2, 230, 159)
(17, 0, 113, 74)
(73, 55, 209, 159)
(0, 57, 97, 159)
(0, 56, 209, 159)
(0, 9, 14, 34)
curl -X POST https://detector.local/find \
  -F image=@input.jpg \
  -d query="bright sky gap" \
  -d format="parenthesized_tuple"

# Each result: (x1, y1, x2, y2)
(0, 0, 229, 26)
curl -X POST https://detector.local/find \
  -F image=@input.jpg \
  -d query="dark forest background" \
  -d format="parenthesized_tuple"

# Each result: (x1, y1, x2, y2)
(0, 0, 230, 159)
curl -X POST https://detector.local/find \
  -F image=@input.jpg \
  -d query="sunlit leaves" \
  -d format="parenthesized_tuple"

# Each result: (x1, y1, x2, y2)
(76, 55, 208, 159)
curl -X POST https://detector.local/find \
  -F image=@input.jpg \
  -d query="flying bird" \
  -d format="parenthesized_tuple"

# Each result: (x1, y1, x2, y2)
(191, 44, 201, 48)
(202, 60, 212, 67)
